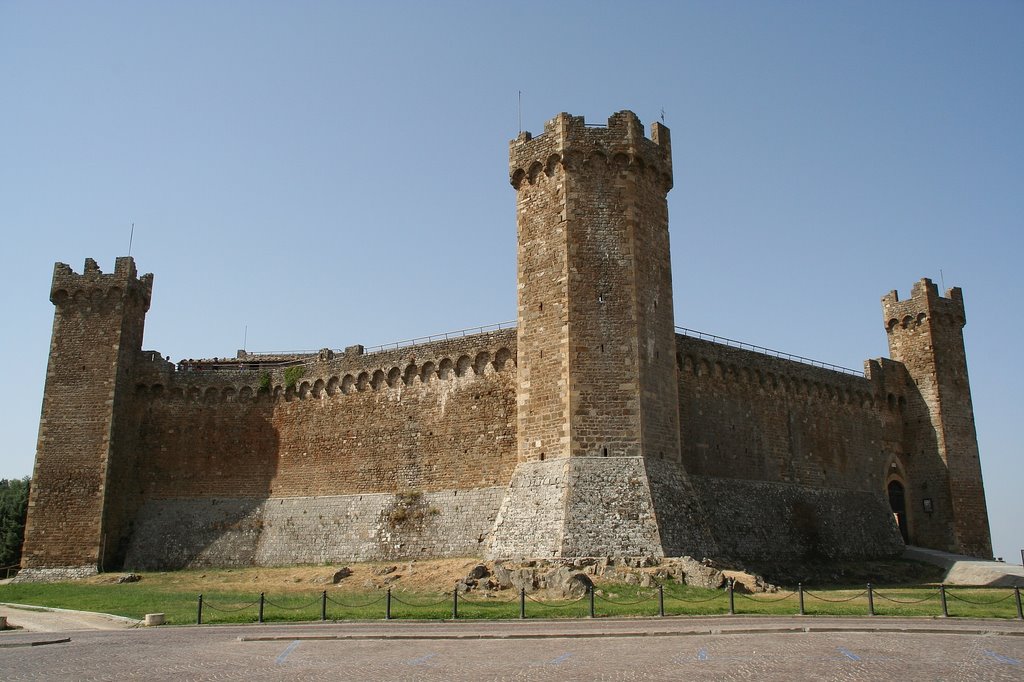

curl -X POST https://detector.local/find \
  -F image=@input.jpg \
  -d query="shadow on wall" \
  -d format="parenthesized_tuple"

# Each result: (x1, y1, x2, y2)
(121, 386, 281, 570)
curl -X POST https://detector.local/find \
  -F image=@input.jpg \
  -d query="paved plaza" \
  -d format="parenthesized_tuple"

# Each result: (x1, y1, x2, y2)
(1, 616, 1022, 680)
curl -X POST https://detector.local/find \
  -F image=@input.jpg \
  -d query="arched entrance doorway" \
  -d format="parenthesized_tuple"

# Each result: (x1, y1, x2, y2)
(888, 480, 908, 542)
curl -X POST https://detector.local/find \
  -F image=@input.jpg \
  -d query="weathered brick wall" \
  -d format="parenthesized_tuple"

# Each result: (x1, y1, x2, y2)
(883, 279, 992, 556)
(677, 334, 907, 490)
(21, 258, 151, 572)
(675, 334, 910, 561)
(118, 331, 517, 567)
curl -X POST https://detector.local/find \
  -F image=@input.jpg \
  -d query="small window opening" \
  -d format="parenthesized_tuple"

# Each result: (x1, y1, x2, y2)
(539, 452, 545, 461)
(603, 447, 608, 457)
(539, 302, 544, 312)
(600, 344, 605, 353)
(598, 293, 604, 303)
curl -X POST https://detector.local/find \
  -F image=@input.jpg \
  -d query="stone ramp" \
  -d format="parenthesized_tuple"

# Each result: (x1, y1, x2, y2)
(0, 603, 140, 632)
(904, 546, 1024, 586)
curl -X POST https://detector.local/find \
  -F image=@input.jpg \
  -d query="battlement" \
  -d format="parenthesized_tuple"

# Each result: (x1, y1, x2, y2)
(882, 277, 965, 331)
(50, 256, 153, 311)
(509, 110, 672, 190)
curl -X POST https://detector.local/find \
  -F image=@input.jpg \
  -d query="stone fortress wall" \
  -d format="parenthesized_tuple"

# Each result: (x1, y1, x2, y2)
(19, 110, 992, 578)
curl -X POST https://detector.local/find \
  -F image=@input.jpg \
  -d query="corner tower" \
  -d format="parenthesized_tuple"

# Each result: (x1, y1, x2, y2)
(883, 278, 992, 557)
(489, 111, 714, 559)
(20, 257, 152, 578)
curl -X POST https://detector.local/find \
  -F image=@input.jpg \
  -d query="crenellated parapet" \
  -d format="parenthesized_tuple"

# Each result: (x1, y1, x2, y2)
(677, 334, 910, 414)
(509, 110, 672, 191)
(131, 328, 517, 405)
(50, 257, 153, 312)
(882, 277, 965, 332)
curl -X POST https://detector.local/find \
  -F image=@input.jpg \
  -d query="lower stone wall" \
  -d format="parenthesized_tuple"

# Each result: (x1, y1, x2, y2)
(12, 566, 99, 583)
(689, 475, 905, 562)
(122, 488, 504, 570)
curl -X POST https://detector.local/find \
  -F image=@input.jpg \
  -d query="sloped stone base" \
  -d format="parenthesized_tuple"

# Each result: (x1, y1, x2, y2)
(688, 476, 905, 561)
(489, 457, 675, 559)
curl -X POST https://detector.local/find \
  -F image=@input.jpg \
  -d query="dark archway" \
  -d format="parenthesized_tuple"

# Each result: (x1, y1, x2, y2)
(888, 480, 908, 542)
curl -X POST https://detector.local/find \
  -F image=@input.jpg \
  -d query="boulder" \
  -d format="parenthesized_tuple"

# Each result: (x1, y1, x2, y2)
(465, 564, 489, 580)
(563, 572, 593, 598)
(331, 567, 353, 583)
(492, 563, 513, 590)
(673, 557, 725, 590)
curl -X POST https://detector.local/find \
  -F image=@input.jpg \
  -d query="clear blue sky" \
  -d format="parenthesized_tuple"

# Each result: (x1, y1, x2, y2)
(2, 1, 1020, 563)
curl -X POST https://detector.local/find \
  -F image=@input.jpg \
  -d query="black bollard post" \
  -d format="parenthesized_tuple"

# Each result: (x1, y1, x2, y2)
(452, 588, 458, 620)
(197, 594, 203, 625)
(520, 588, 526, 620)
(798, 583, 805, 616)
(1015, 586, 1022, 621)
(940, 584, 948, 617)
(728, 579, 735, 615)
(658, 584, 665, 617)
(386, 588, 392, 620)
(589, 585, 596, 618)
(321, 590, 327, 621)
(258, 592, 265, 623)
(867, 583, 874, 616)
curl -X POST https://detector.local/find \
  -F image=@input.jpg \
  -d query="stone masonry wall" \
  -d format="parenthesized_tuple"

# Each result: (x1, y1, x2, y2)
(690, 476, 904, 561)
(677, 334, 906, 491)
(118, 330, 518, 567)
(675, 334, 909, 561)
(123, 488, 505, 569)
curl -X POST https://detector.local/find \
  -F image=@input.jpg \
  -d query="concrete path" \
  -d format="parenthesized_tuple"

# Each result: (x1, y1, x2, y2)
(904, 546, 1024, 586)
(0, 603, 140, 633)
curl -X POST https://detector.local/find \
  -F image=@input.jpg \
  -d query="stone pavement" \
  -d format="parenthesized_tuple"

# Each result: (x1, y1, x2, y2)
(1, 616, 1022, 680)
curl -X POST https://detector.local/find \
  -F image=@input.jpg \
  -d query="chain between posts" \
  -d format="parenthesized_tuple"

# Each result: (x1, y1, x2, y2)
(188, 582, 1018, 624)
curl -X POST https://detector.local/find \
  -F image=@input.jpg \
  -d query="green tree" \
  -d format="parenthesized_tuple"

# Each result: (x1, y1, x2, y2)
(0, 477, 30, 567)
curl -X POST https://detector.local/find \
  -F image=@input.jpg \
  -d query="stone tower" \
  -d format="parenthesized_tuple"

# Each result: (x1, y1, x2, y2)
(882, 278, 992, 557)
(21, 257, 152, 578)
(488, 111, 715, 559)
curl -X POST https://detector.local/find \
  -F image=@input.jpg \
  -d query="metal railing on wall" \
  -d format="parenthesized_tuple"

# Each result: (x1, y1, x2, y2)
(361, 321, 516, 355)
(675, 327, 863, 377)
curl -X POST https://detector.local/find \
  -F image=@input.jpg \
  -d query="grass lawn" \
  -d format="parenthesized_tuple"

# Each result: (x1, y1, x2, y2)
(2, 567, 1020, 624)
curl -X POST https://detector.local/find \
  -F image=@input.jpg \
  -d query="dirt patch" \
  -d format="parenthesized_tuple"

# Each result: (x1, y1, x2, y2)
(82, 557, 939, 595)
(86, 559, 487, 595)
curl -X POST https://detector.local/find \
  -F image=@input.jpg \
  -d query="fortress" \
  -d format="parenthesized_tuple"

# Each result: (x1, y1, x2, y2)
(20, 110, 992, 580)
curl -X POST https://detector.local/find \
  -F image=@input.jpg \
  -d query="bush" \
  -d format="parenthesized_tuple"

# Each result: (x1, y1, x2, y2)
(0, 477, 30, 567)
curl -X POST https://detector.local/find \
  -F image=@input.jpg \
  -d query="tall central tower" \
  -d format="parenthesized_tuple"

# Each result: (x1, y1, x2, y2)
(489, 111, 714, 559)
